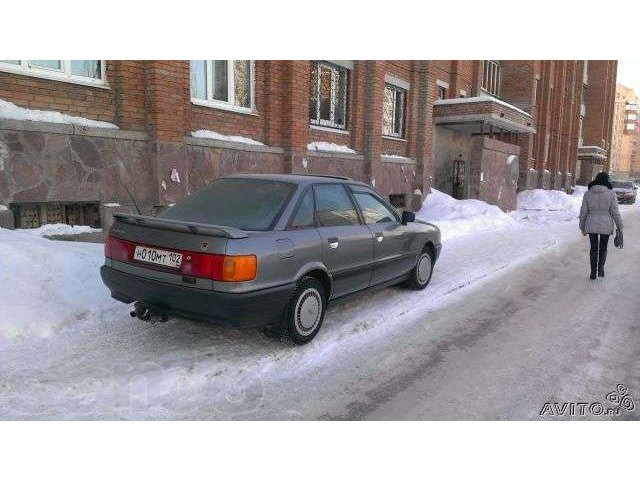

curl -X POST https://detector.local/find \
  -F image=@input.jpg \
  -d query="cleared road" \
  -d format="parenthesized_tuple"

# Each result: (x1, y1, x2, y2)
(317, 208, 640, 420)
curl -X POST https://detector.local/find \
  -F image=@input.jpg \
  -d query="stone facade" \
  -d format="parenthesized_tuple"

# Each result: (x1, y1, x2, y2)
(0, 59, 618, 229)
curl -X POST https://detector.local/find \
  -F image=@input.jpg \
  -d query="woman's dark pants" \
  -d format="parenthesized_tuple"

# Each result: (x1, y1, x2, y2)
(589, 234, 610, 277)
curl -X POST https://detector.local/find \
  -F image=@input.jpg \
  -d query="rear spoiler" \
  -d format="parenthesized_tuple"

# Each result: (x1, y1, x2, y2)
(112, 213, 248, 239)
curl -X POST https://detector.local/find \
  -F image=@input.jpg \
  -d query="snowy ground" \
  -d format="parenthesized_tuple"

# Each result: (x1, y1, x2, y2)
(0, 189, 636, 419)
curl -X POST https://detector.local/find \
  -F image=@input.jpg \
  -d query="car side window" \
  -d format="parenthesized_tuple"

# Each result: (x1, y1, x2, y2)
(289, 188, 315, 229)
(353, 192, 399, 224)
(314, 184, 361, 227)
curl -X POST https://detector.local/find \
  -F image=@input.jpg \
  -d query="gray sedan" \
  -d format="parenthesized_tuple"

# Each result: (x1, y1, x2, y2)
(101, 174, 441, 344)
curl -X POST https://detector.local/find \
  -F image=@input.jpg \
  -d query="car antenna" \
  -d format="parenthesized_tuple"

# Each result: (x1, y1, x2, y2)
(119, 178, 142, 215)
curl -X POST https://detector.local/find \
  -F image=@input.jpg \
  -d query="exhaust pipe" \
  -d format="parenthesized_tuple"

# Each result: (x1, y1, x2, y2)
(130, 302, 169, 323)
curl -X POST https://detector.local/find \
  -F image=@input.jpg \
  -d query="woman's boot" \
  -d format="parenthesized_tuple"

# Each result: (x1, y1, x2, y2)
(590, 248, 598, 280)
(598, 246, 607, 277)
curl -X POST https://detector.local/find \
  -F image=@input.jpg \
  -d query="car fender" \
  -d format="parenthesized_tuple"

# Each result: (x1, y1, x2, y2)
(294, 261, 334, 296)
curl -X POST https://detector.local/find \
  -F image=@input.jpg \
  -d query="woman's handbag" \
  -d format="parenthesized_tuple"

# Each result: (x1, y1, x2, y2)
(614, 229, 624, 249)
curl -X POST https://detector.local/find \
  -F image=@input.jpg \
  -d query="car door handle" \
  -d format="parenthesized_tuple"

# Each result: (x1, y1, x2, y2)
(375, 232, 384, 242)
(328, 237, 339, 249)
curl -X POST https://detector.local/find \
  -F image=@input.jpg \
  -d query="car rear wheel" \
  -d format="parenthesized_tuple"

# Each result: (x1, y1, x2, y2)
(405, 249, 434, 290)
(266, 276, 327, 345)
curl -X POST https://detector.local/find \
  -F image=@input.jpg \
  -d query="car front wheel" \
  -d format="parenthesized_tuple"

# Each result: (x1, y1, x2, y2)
(405, 249, 434, 290)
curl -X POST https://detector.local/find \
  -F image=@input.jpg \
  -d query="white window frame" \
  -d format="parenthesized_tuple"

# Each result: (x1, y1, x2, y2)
(481, 60, 502, 98)
(382, 82, 406, 139)
(190, 60, 255, 114)
(0, 60, 107, 88)
(310, 61, 348, 130)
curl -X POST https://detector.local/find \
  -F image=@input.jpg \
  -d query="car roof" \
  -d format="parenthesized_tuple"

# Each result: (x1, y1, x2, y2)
(223, 173, 370, 187)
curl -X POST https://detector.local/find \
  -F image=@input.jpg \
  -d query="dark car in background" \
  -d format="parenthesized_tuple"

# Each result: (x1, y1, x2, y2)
(610, 180, 637, 204)
(101, 174, 442, 344)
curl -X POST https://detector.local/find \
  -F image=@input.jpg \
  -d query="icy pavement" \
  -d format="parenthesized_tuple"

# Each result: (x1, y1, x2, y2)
(0, 191, 636, 419)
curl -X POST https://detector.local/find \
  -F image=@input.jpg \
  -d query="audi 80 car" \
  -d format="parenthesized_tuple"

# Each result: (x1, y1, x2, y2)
(101, 174, 441, 344)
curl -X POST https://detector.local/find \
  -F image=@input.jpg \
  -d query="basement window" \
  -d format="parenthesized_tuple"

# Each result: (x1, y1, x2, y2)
(11, 202, 101, 229)
(190, 60, 254, 112)
(388, 194, 407, 209)
(0, 60, 105, 86)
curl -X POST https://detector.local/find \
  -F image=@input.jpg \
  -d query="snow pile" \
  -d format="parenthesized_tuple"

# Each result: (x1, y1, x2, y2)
(416, 189, 518, 241)
(307, 141, 356, 154)
(102, 202, 121, 208)
(517, 189, 582, 212)
(512, 188, 584, 225)
(0, 205, 7, 211)
(191, 129, 264, 146)
(0, 229, 116, 341)
(19, 223, 102, 237)
(0, 98, 118, 129)
(572, 185, 588, 197)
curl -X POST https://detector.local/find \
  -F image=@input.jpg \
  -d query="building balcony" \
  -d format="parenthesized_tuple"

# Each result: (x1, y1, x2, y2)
(577, 145, 608, 165)
(433, 96, 536, 135)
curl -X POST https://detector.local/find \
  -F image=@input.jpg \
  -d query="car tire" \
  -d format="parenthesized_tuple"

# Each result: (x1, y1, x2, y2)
(267, 276, 327, 345)
(405, 248, 434, 291)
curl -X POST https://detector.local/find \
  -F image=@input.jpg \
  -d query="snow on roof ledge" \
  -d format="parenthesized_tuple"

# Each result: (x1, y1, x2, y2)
(434, 95, 532, 118)
(0, 98, 118, 129)
(191, 129, 264, 146)
(307, 141, 356, 154)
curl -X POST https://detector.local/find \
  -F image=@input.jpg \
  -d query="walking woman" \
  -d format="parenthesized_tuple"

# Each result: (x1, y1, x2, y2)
(579, 172, 623, 280)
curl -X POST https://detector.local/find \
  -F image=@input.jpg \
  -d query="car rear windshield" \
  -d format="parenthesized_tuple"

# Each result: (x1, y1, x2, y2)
(611, 181, 633, 189)
(159, 178, 296, 231)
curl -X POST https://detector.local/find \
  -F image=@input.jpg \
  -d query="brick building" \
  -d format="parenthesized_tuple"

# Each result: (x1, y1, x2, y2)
(609, 83, 640, 179)
(0, 60, 617, 229)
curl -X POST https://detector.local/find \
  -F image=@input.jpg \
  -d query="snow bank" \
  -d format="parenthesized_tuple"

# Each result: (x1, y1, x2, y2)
(0, 229, 114, 341)
(19, 223, 102, 237)
(307, 141, 356, 154)
(0, 98, 118, 129)
(517, 189, 582, 212)
(511, 188, 584, 225)
(191, 129, 264, 146)
(416, 189, 518, 241)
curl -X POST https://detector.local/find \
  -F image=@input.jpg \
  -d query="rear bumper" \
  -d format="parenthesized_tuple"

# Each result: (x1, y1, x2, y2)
(100, 265, 294, 327)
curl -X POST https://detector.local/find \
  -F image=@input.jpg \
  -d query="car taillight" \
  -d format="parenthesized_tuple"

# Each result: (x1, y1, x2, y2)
(221, 255, 257, 282)
(105, 235, 257, 282)
(182, 253, 257, 282)
(105, 235, 134, 262)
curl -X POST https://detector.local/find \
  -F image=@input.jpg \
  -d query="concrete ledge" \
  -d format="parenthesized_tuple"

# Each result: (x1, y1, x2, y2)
(381, 155, 417, 165)
(306, 151, 364, 161)
(185, 136, 285, 154)
(434, 114, 536, 134)
(0, 119, 149, 140)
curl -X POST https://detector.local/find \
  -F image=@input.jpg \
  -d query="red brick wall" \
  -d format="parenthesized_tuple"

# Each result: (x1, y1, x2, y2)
(0, 61, 148, 130)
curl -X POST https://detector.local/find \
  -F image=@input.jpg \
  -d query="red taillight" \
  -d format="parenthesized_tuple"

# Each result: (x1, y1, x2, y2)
(105, 235, 134, 262)
(105, 235, 257, 282)
(180, 252, 225, 280)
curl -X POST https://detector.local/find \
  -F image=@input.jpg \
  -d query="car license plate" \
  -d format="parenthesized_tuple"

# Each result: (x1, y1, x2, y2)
(133, 246, 183, 269)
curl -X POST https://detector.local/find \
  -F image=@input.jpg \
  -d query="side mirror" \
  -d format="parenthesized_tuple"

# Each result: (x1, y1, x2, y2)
(401, 210, 415, 225)
(634, 186, 638, 190)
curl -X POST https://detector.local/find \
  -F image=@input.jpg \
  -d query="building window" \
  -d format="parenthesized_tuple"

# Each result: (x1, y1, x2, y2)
(190, 60, 254, 112)
(0, 60, 105, 86)
(383, 83, 406, 138)
(437, 85, 447, 100)
(482, 60, 502, 97)
(310, 61, 348, 130)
